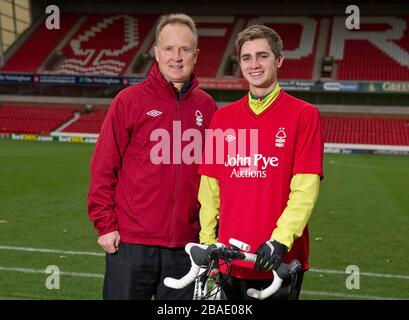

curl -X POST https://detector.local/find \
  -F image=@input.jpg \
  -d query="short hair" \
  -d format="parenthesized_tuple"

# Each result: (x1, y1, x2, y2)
(235, 25, 283, 58)
(155, 13, 198, 49)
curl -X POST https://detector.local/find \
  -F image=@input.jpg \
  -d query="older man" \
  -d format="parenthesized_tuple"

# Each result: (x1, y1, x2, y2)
(88, 13, 217, 300)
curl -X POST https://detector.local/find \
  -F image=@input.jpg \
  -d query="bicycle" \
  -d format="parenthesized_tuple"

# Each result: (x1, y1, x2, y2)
(164, 238, 302, 300)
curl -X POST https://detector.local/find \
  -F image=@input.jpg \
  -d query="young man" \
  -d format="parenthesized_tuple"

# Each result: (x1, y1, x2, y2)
(198, 25, 324, 300)
(88, 13, 217, 300)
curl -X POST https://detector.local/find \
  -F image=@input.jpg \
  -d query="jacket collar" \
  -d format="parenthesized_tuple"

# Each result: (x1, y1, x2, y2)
(148, 62, 199, 98)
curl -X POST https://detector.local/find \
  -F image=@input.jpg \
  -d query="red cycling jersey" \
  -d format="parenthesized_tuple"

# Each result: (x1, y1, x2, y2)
(199, 90, 323, 279)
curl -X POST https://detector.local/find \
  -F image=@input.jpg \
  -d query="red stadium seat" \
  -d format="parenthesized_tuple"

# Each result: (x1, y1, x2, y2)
(2, 14, 409, 81)
(330, 16, 409, 81)
(54, 14, 158, 76)
(1, 14, 80, 72)
(322, 115, 409, 146)
(61, 108, 107, 134)
(241, 16, 321, 80)
(0, 104, 79, 134)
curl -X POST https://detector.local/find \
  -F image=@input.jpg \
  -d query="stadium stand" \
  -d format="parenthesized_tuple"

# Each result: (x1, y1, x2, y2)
(0, 2, 408, 153)
(322, 115, 409, 146)
(194, 16, 237, 78)
(329, 16, 409, 81)
(0, 104, 79, 134)
(61, 107, 107, 134)
(1, 14, 81, 73)
(55, 14, 158, 76)
(242, 16, 321, 80)
(2, 13, 409, 80)
(1, 102, 408, 148)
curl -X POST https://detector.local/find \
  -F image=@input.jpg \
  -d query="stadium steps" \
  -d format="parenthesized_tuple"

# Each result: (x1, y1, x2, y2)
(52, 112, 82, 132)
(60, 107, 108, 134)
(313, 17, 331, 80)
(125, 16, 157, 76)
(216, 17, 246, 78)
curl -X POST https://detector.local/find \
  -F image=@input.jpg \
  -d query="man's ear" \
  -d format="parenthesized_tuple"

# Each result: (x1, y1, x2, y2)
(154, 46, 160, 63)
(277, 54, 284, 69)
(193, 48, 199, 64)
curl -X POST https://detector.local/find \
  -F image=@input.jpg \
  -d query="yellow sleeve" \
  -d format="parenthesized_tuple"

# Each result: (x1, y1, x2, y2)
(271, 174, 320, 250)
(198, 175, 220, 244)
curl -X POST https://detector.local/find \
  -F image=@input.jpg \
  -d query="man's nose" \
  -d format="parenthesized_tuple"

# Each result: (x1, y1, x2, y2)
(249, 57, 261, 68)
(171, 48, 183, 60)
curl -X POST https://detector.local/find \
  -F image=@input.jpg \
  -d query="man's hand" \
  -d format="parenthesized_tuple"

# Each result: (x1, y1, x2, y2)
(254, 240, 288, 272)
(98, 231, 120, 254)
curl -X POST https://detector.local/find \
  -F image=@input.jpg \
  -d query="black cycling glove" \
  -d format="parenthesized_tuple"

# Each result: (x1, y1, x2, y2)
(254, 240, 288, 272)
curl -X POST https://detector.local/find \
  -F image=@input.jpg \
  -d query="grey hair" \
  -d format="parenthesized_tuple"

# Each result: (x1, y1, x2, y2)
(155, 13, 198, 48)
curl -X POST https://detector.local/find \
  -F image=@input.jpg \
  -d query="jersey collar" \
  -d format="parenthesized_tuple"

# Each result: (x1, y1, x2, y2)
(247, 84, 281, 116)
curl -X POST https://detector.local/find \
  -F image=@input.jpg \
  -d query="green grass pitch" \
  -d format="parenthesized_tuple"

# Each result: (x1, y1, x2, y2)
(0, 139, 408, 299)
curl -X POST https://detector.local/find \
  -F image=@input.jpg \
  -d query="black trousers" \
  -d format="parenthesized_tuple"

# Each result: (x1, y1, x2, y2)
(221, 271, 304, 300)
(103, 243, 194, 300)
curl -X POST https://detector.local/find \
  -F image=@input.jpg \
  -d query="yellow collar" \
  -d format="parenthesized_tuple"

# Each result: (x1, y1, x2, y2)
(248, 85, 281, 115)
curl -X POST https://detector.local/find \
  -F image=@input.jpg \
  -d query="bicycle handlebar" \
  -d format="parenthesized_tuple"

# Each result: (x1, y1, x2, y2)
(163, 242, 301, 300)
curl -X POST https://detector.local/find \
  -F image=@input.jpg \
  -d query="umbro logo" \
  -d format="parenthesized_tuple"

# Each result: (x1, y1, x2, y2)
(225, 135, 236, 142)
(147, 110, 162, 117)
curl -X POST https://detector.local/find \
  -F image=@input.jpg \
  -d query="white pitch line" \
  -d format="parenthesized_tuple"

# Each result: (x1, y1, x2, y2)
(0, 266, 103, 278)
(301, 290, 406, 300)
(1, 245, 409, 281)
(0, 265, 407, 300)
(0, 267, 406, 300)
(309, 268, 409, 280)
(0, 245, 105, 257)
